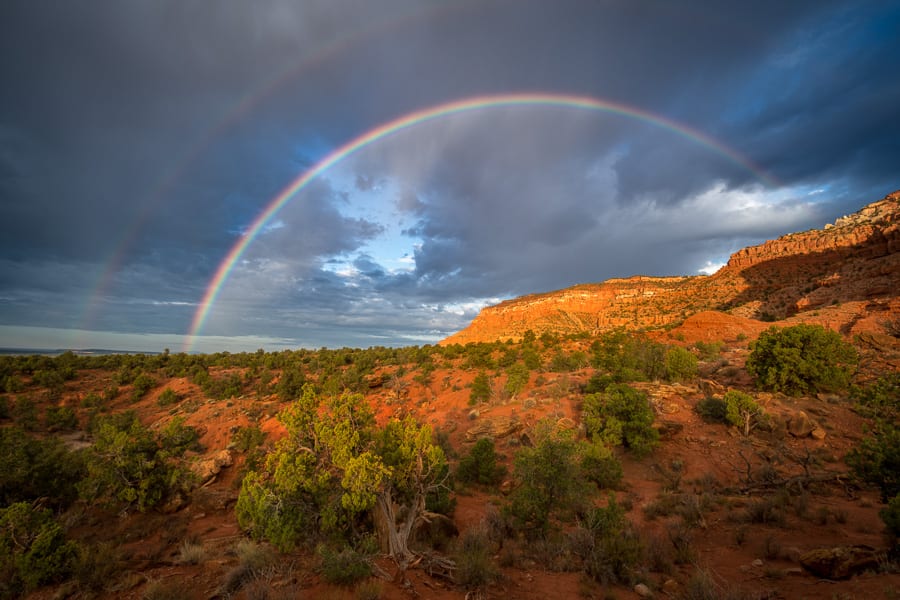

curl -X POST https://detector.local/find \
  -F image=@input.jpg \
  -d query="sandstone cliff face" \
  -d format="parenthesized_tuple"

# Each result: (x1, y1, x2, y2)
(443, 191, 900, 345)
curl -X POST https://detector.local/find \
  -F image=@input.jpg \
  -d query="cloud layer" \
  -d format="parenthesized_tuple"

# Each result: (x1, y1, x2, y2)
(1, 0, 898, 350)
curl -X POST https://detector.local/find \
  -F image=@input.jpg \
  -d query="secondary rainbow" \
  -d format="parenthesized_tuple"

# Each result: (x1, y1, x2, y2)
(184, 92, 777, 351)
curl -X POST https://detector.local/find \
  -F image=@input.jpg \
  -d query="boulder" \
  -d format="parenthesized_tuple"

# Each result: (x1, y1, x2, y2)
(789, 411, 816, 438)
(811, 427, 827, 440)
(634, 583, 652, 598)
(464, 416, 523, 442)
(799, 545, 882, 579)
(191, 449, 233, 484)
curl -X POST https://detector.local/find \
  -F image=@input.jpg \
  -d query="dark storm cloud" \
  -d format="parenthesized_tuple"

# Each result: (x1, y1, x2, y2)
(0, 0, 898, 349)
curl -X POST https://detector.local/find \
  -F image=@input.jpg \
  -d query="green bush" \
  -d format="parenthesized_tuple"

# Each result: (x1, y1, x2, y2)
(505, 362, 530, 398)
(583, 384, 658, 457)
(573, 494, 644, 585)
(505, 425, 591, 537)
(452, 527, 498, 589)
(846, 422, 900, 502)
(693, 340, 724, 360)
(695, 397, 728, 424)
(159, 416, 201, 455)
(853, 372, 900, 420)
(317, 543, 372, 586)
(45, 404, 78, 431)
(131, 372, 157, 401)
(13, 396, 38, 431)
(457, 438, 506, 486)
(580, 442, 623, 490)
(0, 502, 77, 598)
(665, 346, 698, 382)
(469, 371, 491, 405)
(79, 413, 186, 511)
(232, 426, 266, 453)
(746, 324, 857, 395)
(723, 390, 764, 436)
(157, 388, 179, 406)
(881, 494, 900, 550)
(0, 427, 85, 508)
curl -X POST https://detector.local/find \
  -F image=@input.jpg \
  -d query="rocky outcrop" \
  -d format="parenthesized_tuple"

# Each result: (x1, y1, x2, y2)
(799, 545, 883, 579)
(443, 192, 900, 344)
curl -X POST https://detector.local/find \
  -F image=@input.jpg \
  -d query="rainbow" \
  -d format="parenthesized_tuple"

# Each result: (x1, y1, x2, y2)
(183, 92, 778, 351)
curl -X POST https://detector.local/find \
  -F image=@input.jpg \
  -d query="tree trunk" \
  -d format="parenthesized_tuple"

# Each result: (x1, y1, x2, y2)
(375, 491, 416, 570)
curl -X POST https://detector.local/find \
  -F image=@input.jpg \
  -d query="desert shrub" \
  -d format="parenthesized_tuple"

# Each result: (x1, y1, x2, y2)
(72, 541, 121, 593)
(580, 442, 623, 490)
(276, 367, 306, 401)
(521, 346, 542, 370)
(695, 397, 728, 424)
(131, 372, 156, 401)
(3, 375, 25, 393)
(318, 543, 372, 586)
(45, 404, 78, 431)
(453, 527, 499, 589)
(232, 425, 266, 453)
(723, 390, 764, 436)
(505, 362, 530, 398)
(574, 494, 644, 585)
(13, 396, 38, 430)
(746, 324, 858, 395)
(694, 340, 725, 360)
(0, 427, 85, 508)
(853, 372, 900, 421)
(0, 502, 77, 598)
(881, 494, 900, 550)
(456, 438, 506, 486)
(159, 416, 202, 455)
(157, 388, 179, 406)
(583, 384, 658, 457)
(505, 424, 591, 537)
(469, 371, 491, 405)
(79, 412, 186, 511)
(665, 346, 698, 382)
(846, 422, 900, 502)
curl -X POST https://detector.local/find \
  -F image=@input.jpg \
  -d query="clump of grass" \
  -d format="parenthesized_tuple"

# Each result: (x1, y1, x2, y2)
(143, 578, 190, 600)
(219, 539, 276, 596)
(177, 539, 206, 565)
(453, 526, 499, 589)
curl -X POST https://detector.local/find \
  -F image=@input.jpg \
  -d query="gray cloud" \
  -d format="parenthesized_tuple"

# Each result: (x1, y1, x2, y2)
(0, 0, 897, 350)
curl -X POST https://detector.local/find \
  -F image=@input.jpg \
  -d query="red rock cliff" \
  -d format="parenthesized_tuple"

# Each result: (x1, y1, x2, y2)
(442, 191, 900, 345)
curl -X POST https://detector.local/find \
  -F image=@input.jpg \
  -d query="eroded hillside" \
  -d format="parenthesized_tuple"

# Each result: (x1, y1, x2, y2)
(445, 191, 900, 345)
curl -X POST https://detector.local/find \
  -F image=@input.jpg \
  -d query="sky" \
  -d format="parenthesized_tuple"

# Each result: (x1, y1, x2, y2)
(1, 1, 898, 353)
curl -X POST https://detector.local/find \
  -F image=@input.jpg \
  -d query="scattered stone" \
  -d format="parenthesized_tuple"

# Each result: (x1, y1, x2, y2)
(633, 583, 652, 598)
(465, 416, 523, 442)
(785, 547, 803, 563)
(782, 567, 804, 576)
(699, 379, 725, 397)
(656, 420, 684, 440)
(468, 409, 479, 420)
(789, 411, 816, 438)
(810, 427, 827, 440)
(799, 545, 882, 579)
(556, 417, 576, 430)
(662, 579, 678, 594)
(752, 559, 764, 568)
